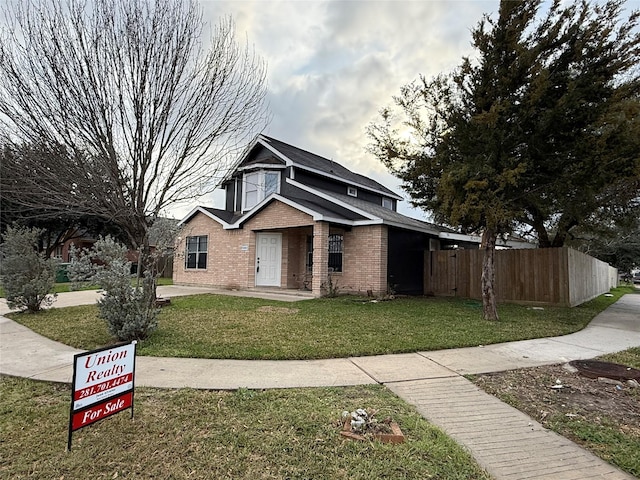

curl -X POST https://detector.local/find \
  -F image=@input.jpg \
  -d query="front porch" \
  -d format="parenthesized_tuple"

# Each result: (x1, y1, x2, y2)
(254, 221, 388, 297)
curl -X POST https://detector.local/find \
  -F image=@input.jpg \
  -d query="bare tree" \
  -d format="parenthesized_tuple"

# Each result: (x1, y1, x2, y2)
(0, 0, 268, 259)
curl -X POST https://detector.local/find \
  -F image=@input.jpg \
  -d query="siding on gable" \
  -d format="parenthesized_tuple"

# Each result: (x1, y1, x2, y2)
(244, 145, 285, 166)
(294, 169, 388, 206)
(224, 177, 237, 212)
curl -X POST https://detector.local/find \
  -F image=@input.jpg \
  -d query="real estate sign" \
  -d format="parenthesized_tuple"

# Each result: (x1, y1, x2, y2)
(67, 342, 136, 450)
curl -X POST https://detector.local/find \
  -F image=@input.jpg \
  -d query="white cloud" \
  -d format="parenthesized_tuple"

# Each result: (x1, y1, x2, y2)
(166, 0, 499, 219)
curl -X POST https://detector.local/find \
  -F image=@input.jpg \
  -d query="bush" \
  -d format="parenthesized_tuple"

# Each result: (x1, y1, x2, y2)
(0, 225, 57, 313)
(70, 237, 158, 341)
(66, 244, 96, 290)
(97, 263, 159, 342)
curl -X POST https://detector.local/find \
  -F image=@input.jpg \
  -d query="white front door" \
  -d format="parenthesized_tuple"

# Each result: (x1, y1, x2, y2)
(255, 233, 282, 287)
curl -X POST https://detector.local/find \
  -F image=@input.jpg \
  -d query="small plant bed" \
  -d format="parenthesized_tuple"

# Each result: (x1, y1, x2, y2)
(340, 408, 405, 444)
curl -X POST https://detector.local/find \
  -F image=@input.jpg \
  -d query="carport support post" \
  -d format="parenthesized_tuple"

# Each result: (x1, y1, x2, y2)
(312, 222, 329, 296)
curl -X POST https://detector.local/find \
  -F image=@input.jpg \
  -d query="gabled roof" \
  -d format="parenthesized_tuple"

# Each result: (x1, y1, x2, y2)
(179, 197, 535, 249)
(179, 180, 442, 236)
(223, 135, 402, 200)
(308, 187, 443, 236)
(177, 206, 241, 227)
(261, 136, 401, 198)
(180, 136, 534, 247)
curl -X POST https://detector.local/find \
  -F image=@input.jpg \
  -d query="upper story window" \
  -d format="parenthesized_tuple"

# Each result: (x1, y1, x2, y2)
(185, 235, 208, 269)
(243, 170, 280, 211)
(347, 186, 357, 197)
(382, 197, 394, 210)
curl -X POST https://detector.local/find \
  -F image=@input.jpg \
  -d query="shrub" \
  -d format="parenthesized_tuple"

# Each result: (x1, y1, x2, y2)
(70, 236, 158, 341)
(66, 244, 96, 290)
(321, 274, 341, 297)
(97, 263, 158, 342)
(0, 225, 57, 313)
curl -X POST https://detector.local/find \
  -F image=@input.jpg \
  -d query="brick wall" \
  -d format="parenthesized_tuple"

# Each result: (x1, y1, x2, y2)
(173, 205, 390, 296)
(286, 230, 312, 289)
(312, 222, 330, 295)
(243, 202, 314, 230)
(335, 225, 388, 296)
(173, 203, 314, 290)
(244, 202, 314, 288)
(173, 213, 253, 289)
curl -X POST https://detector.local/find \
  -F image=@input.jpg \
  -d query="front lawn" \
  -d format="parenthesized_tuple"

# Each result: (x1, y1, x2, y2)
(10, 286, 632, 360)
(0, 277, 173, 297)
(0, 377, 490, 480)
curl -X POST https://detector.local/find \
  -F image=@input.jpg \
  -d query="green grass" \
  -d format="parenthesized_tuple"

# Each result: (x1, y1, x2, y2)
(547, 414, 640, 477)
(10, 286, 633, 360)
(3, 287, 635, 478)
(0, 377, 490, 479)
(0, 277, 173, 297)
(600, 347, 640, 369)
(0, 281, 101, 296)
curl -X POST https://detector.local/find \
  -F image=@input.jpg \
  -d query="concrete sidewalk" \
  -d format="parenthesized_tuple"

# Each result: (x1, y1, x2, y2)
(388, 376, 634, 479)
(1, 286, 639, 479)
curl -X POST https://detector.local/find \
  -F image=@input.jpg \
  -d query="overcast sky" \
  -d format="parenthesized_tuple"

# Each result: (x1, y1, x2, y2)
(180, 0, 499, 220)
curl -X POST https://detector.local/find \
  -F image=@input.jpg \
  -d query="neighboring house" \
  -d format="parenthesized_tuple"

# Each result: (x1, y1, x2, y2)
(173, 135, 531, 296)
(52, 229, 98, 263)
(54, 220, 177, 277)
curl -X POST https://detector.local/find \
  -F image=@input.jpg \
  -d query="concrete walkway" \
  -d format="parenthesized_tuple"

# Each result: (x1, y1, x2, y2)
(1, 286, 639, 479)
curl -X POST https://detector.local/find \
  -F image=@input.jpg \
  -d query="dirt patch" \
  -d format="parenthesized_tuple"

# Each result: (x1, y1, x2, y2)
(473, 363, 640, 435)
(256, 306, 300, 314)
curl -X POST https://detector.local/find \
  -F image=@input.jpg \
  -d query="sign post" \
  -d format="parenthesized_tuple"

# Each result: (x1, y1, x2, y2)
(67, 341, 136, 451)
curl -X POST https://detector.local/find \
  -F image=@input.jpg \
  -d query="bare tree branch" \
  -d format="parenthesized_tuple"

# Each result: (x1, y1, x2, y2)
(0, 0, 269, 249)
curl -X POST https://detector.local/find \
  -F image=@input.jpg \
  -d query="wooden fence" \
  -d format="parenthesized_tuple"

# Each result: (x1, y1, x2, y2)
(424, 247, 617, 307)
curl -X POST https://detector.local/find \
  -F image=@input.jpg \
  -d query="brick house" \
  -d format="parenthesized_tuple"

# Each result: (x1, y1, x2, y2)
(173, 136, 481, 296)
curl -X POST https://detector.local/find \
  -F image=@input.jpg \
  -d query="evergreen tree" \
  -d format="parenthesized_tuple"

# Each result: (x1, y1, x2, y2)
(368, 0, 640, 319)
(0, 226, 57, 313)
(68, 237, 159, 341)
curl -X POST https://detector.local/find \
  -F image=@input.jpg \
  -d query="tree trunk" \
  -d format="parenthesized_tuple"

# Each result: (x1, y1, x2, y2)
(137, 237, 158, 305)
(550, 214, 578, 248)
(527, 207, 552, 248)
(481, 229, 499, 321)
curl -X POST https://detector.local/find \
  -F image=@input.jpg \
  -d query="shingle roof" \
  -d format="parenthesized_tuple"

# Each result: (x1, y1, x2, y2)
(260, 136, 399, 198)
(313, 188, 443, 235)
(199, 207, 241, 224)
(280, 184, 369, 222)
